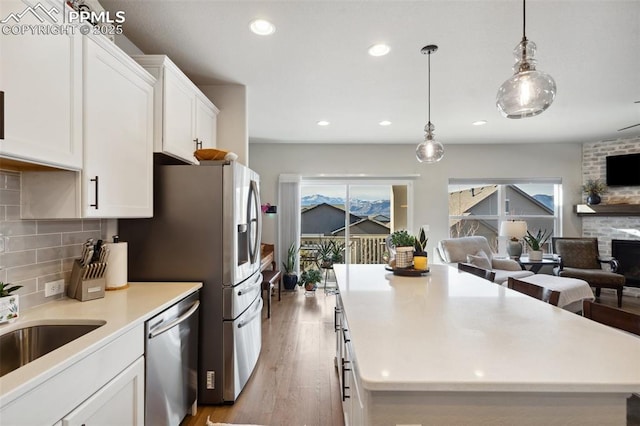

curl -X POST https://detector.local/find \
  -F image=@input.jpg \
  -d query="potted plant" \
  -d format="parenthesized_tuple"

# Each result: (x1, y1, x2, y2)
(413, 227, 429, 270)
(582, 179, 606, 205)
(0, 281, 22, 324)
(390, 230, 416, 268)
(523, 229, 551, 261)
(330, 240, 346, 264)
(281, 242, 299, 290)
(315, 239, 336, 268)
(299, 269, 322, 292)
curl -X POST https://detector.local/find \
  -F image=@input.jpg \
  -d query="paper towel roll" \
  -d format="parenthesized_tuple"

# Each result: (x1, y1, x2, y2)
(105, 242, 128, 290)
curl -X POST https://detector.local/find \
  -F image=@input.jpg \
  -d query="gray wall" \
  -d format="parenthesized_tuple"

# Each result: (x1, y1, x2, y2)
(0, 170, 106, 309)
(249, 142, 584, 260)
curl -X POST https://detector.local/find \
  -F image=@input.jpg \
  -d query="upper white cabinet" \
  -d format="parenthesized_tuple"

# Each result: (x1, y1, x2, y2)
(21, 33, 155, 219)
(133, 55, 219, 164)
(82, 35, 154, 218)
(0, 0, 83, 170)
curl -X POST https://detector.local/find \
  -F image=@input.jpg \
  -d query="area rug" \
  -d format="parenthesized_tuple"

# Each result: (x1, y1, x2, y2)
(206, 417, 264, 426)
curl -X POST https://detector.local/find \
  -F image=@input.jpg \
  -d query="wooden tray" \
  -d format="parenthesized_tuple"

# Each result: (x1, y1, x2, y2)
(385, 266, 430, 276)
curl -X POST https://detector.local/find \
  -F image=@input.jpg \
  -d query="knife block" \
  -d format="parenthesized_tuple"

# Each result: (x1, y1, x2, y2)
(67, 259, 106, 302)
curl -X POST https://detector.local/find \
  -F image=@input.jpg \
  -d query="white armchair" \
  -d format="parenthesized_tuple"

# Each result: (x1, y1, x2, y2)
(437, 236, 534, 284)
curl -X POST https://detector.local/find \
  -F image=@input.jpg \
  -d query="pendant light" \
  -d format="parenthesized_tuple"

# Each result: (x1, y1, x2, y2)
(416, 44, 444, 163)
(496, 0, 556, 119)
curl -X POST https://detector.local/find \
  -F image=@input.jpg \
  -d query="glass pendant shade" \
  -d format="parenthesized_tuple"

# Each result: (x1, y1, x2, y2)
(496, 28, 556, 118)
(416, 123, 444, 163)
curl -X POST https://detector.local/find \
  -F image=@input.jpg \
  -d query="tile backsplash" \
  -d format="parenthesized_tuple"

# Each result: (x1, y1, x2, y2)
(0, 169, 105, 309)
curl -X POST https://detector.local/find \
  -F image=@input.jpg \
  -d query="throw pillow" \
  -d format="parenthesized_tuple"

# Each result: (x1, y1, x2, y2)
(466, 250, 491, 270)
(491, 258, 522, 271)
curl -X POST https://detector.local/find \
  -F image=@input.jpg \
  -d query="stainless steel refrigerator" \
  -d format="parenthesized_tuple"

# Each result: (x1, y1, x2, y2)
(119, 158, 262, 406)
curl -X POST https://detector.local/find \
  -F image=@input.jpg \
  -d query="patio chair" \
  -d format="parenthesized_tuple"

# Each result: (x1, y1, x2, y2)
(552, 237, 626, 307)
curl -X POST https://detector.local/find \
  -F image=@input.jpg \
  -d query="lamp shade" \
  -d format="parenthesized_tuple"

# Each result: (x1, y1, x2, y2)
(499, 221, 527, 239)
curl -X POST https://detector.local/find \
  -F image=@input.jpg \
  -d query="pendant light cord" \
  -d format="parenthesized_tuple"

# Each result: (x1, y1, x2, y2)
(522, 0, 527, 41)
(427, 50, 431, 124)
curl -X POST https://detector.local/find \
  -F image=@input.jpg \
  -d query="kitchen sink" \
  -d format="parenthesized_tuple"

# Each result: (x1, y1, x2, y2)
(0, 321, 106, 377)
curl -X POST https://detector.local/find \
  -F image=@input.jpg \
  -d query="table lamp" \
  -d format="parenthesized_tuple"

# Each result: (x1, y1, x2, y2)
(499, 221, 527, 260)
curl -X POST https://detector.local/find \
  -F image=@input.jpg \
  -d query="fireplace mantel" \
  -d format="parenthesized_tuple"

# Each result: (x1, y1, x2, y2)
(575, 204, 640, 216)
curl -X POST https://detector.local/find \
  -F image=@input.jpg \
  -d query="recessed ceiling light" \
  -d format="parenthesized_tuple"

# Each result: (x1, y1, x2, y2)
(249, 19, 275, 36)
(368, 44, 390, 57)
(317, 120, 330, 126)
(472, 120, 488, 126)
(379, 120, 392, 126)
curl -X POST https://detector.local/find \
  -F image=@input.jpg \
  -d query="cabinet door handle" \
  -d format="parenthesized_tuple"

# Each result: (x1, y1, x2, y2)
(0, 91, 4, 140)
(90, 176, 99, 209)
(341, 358, 351, 401)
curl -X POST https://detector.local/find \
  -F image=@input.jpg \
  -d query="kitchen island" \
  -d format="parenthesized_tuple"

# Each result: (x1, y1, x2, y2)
(334, 264, 640, 426)
(0, 281, 201, 425)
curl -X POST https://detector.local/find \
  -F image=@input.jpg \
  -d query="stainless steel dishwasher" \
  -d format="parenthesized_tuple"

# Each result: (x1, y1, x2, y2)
(145, 291, 200, 426)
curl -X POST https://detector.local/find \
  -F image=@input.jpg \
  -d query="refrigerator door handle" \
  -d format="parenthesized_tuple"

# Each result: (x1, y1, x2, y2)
(237, 297, 264, 329)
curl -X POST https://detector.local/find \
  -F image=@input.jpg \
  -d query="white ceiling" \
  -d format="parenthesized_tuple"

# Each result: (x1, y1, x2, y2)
(100, 0, 640, 146)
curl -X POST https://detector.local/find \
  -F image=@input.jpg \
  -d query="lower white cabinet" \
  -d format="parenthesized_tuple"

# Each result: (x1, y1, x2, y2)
(62, 357, 145, 426)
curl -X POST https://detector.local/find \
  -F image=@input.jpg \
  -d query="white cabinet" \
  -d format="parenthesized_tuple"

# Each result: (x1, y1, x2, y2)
(82, 35, 154, 218)
(62, 357, 145, 426)
(0, 0, 82, 170)
(0, 324, 144, 425)
(20, 34, 155, 219)
(133, 55, 219, 164)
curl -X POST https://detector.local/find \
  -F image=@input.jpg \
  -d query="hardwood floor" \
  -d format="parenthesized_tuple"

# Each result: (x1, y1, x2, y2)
(182, 285, 640, 426)
(182, 289, 345, 426)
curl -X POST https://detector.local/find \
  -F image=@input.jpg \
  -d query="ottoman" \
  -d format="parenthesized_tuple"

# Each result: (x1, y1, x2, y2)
(513, 275, 595, 313)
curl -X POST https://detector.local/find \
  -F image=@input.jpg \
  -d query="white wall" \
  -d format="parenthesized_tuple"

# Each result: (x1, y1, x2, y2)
(200, 85, 248, 166)
(249, 142, 583, 258)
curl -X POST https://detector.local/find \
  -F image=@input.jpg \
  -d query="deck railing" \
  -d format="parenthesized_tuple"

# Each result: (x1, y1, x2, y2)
(300, 235, 388, 266)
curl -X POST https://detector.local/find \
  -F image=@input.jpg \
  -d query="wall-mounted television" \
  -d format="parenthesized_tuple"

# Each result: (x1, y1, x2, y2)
(606, 153, 640, 186)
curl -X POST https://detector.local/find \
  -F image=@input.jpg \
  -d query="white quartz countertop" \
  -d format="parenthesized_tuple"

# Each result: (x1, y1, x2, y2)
(334, 264, 640, 393)
(0, 282, 202, 406)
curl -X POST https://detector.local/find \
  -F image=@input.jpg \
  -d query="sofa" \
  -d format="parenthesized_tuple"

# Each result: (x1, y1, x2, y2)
(437, 236, 534, 284)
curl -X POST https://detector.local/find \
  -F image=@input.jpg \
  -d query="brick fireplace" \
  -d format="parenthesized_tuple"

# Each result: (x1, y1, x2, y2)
(581, 137, 640, 292)
(612, 239, 640, 287)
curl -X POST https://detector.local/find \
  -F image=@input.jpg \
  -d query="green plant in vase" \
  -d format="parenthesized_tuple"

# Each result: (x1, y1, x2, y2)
(582, 179, 606, 205)
(523, 229, 551, 261)
(413, 227, 429, 270)
(282, 242, 299, 290)
(299, 269, 322, 292)
(0, 281, 22, 323)
(389, 230, 416, 268)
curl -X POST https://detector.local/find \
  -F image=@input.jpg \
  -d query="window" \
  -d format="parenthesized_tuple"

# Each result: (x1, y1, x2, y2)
(448, 179, 562, 255)
(299, 179, 413, 267)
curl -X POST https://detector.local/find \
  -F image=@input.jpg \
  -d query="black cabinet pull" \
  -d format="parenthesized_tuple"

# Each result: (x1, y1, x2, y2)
(341, 358, 351, 401)
(90, 176, 99, 209)
(0, 91, 4, 140)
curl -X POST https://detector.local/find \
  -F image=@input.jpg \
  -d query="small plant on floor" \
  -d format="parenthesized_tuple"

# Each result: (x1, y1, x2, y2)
(282, 243, 299, 290)
(299, 269, 322, 291)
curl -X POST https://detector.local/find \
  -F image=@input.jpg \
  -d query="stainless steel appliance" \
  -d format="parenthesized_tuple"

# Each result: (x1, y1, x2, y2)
(145, 291, 200, 425)
(119, 157, 262, 405)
